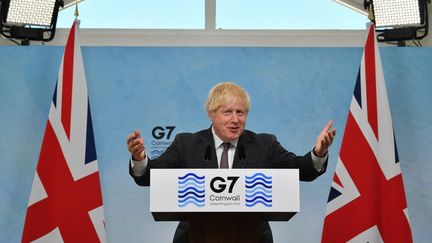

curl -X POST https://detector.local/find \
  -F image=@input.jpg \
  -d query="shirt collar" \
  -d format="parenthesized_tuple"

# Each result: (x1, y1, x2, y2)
(211, 126, 239, 148)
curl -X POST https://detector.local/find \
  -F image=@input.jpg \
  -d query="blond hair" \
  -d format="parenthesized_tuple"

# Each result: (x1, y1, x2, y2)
(205, 82, 250, 114)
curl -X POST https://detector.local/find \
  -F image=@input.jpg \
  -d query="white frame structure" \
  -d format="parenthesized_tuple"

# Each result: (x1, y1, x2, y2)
(30, 28, 367, 47)
(3, 0, 427, 46)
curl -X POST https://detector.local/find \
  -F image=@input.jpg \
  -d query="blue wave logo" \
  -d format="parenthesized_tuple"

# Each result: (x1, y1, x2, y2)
(150, 150, 165, 159)
(245, 173, 272, 207)
(178, 173, 205, 207)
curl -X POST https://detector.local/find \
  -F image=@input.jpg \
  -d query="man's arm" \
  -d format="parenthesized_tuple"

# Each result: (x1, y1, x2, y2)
(267, 121, 335, 181)
(127, 132, 185, 186)
(130, 157, 148, 177)
(311, 148, 328, 172)
(126, 130, 150, 185)
(129, 157, 150, 186)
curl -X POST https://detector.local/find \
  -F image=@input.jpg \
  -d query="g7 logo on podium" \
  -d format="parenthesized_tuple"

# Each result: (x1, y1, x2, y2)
(210, 176, 239, 193)
(152, 126, 175, 140)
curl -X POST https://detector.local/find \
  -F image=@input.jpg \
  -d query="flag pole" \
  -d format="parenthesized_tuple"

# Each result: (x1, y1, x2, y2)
(74, 0, 79, 18)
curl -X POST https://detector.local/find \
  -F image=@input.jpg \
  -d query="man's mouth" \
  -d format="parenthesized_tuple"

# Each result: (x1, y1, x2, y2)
(228, 127, 239, 132)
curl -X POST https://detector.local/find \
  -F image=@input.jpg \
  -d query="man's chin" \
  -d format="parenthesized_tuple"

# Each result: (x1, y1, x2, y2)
(227, 133, 241, 140)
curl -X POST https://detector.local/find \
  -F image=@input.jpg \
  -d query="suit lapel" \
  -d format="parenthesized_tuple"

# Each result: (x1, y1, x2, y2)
(233, 131, 254, 168)
(197, 128, 218, 168)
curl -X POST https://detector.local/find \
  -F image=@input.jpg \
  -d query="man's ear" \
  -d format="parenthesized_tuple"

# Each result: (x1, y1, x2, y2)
(207, 111, 214, 122)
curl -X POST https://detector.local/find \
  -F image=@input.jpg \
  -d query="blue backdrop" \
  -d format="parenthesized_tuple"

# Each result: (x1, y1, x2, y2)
(0, 46, 431, 242)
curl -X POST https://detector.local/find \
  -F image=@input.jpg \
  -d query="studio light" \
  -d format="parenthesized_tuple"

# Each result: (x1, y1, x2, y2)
(373, 0, 421, 27)
(0, 0, 64, 44)
(364, 0, 429, 44)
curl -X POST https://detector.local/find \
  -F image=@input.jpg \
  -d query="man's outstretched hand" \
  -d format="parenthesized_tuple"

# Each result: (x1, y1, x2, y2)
(314, 121, 336, 157)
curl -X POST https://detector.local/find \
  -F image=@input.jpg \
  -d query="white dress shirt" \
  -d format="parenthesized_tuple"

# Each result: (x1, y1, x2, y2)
(211, 127, 238, 169)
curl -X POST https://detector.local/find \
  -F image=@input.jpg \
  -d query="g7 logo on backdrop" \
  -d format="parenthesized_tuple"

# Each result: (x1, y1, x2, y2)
(210, 176, 239, 193)
(152, 126, 176, 140)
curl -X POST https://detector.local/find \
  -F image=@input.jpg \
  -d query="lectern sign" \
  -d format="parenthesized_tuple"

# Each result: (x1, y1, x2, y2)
(150, 169, 299, 212)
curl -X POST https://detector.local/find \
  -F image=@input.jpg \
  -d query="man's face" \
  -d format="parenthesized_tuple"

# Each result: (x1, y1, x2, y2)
(209, 101, 247, 142)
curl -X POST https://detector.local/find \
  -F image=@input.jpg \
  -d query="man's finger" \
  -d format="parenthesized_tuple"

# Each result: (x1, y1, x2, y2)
(127, 130, 142, 144)
(135, 147, 144, 155)
(132, 143, 143, 153)
(322, 120, 334, 133)
(126, 133, 136, 145)
(134, 129, 141, 138)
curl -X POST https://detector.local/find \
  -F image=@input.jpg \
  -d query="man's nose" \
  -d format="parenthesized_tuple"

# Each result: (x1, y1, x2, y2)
(231, 113, 239, 122)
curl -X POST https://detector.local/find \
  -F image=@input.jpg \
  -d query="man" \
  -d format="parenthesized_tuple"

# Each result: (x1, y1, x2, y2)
(127, 82, 336, 243)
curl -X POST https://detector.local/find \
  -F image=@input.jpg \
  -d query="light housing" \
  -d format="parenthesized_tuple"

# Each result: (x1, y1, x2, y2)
(364, 0, 429, 43)
(0, 0, 64, 43)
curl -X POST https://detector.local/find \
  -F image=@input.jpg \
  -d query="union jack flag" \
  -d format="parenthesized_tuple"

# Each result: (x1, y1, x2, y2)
(21, 20, 106, 243)
(321, 24, 412, 243)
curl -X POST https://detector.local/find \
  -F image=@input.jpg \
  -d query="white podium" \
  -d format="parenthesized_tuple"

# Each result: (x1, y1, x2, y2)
(150, 169, 299, 243)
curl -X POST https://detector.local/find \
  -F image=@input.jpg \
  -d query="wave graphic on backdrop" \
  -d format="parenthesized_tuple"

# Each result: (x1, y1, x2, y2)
(245, 173, 272, 207)
(178, 173, 205, 207)
(150, 150, 165, 159)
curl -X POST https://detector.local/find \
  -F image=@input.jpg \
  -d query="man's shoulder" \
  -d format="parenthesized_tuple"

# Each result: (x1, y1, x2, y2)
(174, 128, 210, 141)
(174, 128, 276, 142)
(242, 130, 276, 142)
